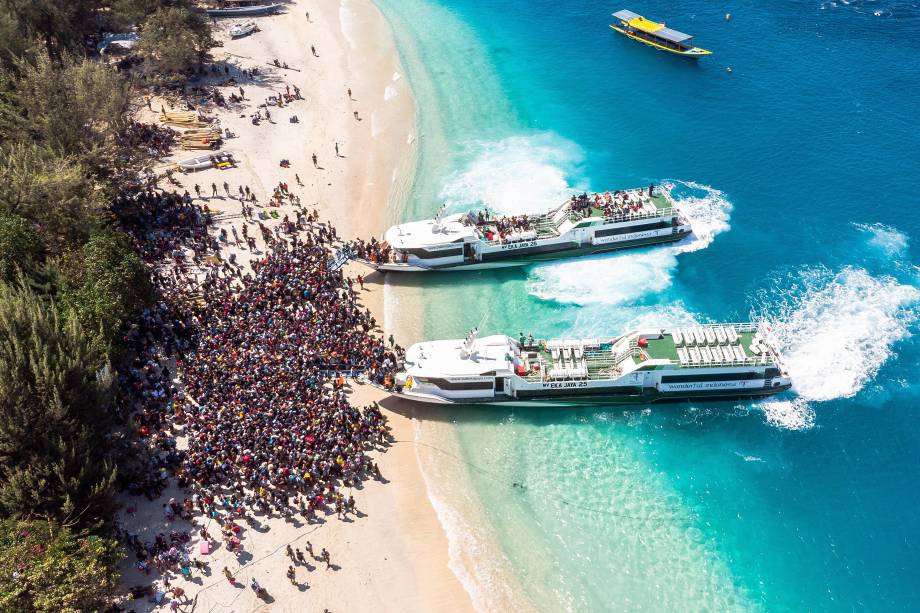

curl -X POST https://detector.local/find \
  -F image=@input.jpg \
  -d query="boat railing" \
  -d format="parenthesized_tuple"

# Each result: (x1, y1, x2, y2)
(601, 206, 677, 223)
(564, 205, 677, 227)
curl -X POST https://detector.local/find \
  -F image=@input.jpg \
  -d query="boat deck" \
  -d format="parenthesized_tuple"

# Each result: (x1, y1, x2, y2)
(474, 191, 676, 245)
(564, 192, 672, 222)
(519, 325, 775, 382)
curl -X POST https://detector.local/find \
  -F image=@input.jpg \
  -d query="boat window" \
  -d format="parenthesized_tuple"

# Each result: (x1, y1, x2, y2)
(594, 220, 671, 238)
(660, 372, 761, 383)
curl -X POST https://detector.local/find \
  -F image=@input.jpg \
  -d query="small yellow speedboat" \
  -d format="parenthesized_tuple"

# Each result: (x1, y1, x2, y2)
(611, 9, 712, 58)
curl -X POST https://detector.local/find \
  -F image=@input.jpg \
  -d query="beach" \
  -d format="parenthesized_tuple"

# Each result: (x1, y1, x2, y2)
(119, 1, 473, 611)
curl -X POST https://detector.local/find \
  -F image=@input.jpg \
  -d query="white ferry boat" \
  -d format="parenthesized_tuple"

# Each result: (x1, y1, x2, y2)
(390, 323, 792, 406)
(359, 185, 691, 272)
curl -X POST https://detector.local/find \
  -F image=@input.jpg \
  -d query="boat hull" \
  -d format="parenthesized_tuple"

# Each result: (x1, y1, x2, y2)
(206, 4, 282, 17)
(387, 383, 793, 407)
(363, 229, 690, 272)
(610, 25, 712, 58)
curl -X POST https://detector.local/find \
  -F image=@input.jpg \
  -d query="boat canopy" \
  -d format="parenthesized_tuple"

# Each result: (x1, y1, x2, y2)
(612, 10, 694, 44)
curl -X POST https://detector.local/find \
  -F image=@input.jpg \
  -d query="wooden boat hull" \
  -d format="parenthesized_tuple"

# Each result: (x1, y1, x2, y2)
(206, 3, 282, 17)
(611, 25, 712, 58)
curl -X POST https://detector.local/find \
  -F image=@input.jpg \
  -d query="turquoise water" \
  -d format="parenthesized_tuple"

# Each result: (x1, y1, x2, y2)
(374, 0, 920, 610)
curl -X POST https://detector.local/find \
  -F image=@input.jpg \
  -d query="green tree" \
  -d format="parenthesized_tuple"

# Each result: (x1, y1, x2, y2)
(0, 210, 43, 282)
(0, 282, 118, 529)
(61, 230, 151, 350)
(0, 0, 101, 59)
(0, 144, 100, 256)
(137, 5, 211, 80)
(10, 52, 131, 161)
(0, 518, 121, 612)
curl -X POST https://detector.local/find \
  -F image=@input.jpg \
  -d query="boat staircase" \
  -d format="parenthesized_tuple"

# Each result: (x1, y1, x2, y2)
(327, 246, 353, 272)
(533, 216, 560, 237)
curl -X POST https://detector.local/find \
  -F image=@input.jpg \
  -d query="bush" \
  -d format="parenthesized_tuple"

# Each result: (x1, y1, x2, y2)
(0, 518, 121, 612)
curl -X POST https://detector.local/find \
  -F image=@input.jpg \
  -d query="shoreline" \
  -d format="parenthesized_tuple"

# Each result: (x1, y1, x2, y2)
(119, 1, 472, 610)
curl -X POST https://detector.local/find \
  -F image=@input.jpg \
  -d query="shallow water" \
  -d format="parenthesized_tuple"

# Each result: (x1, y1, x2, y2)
(375, 0, 920, 609)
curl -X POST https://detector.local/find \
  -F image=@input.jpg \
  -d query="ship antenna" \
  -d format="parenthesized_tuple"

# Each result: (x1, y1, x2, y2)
(432, 204, 447, 233)
(460, 316, 487, 359)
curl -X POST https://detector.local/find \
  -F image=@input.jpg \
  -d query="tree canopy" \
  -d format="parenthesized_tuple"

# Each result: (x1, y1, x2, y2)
(137, 6, 211, 79)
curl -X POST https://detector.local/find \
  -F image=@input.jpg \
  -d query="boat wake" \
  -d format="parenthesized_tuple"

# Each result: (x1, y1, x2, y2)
(439, 132, 585, 216)
(756, 266, 920, 404)
(757, 398, 817, 431)
(526, 181, 733, 306)
(854, 221, 909, 258)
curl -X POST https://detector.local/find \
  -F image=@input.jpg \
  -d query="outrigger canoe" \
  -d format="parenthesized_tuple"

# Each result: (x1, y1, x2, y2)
(229, 22, 259, 38)
(205, 3, 282, 17)
(611, 9, 712, 58)
(177, 151, 234, 172)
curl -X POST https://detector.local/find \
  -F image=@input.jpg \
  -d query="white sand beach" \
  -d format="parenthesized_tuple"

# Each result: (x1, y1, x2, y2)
(119, 1, 473, 611)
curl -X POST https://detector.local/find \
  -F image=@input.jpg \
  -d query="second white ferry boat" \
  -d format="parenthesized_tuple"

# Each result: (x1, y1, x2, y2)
(357, 185, 691, 272)
(388, 323, 792, 406)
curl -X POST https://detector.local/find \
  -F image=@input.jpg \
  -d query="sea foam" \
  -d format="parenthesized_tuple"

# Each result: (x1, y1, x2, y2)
(757, 398, 817, 431)
(526, 181, 733, 306)
(854, 222, 909, 258)
(439, 132, 585, 216)
(759, 266, 920, 402)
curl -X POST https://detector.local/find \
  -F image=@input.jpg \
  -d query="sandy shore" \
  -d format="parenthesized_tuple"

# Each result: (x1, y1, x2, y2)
(119, 1, 473, 611)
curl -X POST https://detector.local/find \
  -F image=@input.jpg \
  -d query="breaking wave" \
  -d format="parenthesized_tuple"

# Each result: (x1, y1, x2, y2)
(757, 266, 920, 402)
(526, 181, 733, 306)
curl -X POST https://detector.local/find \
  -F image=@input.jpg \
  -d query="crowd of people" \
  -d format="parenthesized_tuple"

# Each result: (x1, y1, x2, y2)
(112, 164, 402, 609)
(568, 188, 654, 219)
(173, 230, 399, 521)
(118, 121, 177, 160)
(348, 236, 392, 264)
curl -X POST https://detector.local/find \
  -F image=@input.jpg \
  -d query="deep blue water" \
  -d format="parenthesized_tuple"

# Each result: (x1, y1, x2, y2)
(375, 0, 920, 609)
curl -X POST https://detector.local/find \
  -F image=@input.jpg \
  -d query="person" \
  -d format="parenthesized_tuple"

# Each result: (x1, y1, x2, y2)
(211, 183, 218, 197)
(312, 153, 318, 168)
(357, 274, 364, 290)
(296, 548, 306, 564)
(223, 181, 230, 196)
(353, 110, 360, 121)
(287, 544, 295, 561)
(347, 87, 353, 100)
(388, 334, 395, 348)
(335, 142, 340, 157)
(287, 565, 297, 585)
(223, 566, 235, 584)
(194, 184, 201, 198)
(296, 173, 303, 186)
(311, 45, 318, 57)
(320, 548, 331, 569)
(306, 540, 314, 558)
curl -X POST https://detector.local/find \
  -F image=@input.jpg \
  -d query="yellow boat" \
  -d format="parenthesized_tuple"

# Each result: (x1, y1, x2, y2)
(611, 9, 712, 58)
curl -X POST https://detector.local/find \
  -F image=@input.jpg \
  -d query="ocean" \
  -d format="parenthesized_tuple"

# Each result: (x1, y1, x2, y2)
(371, 0, 920, 610)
